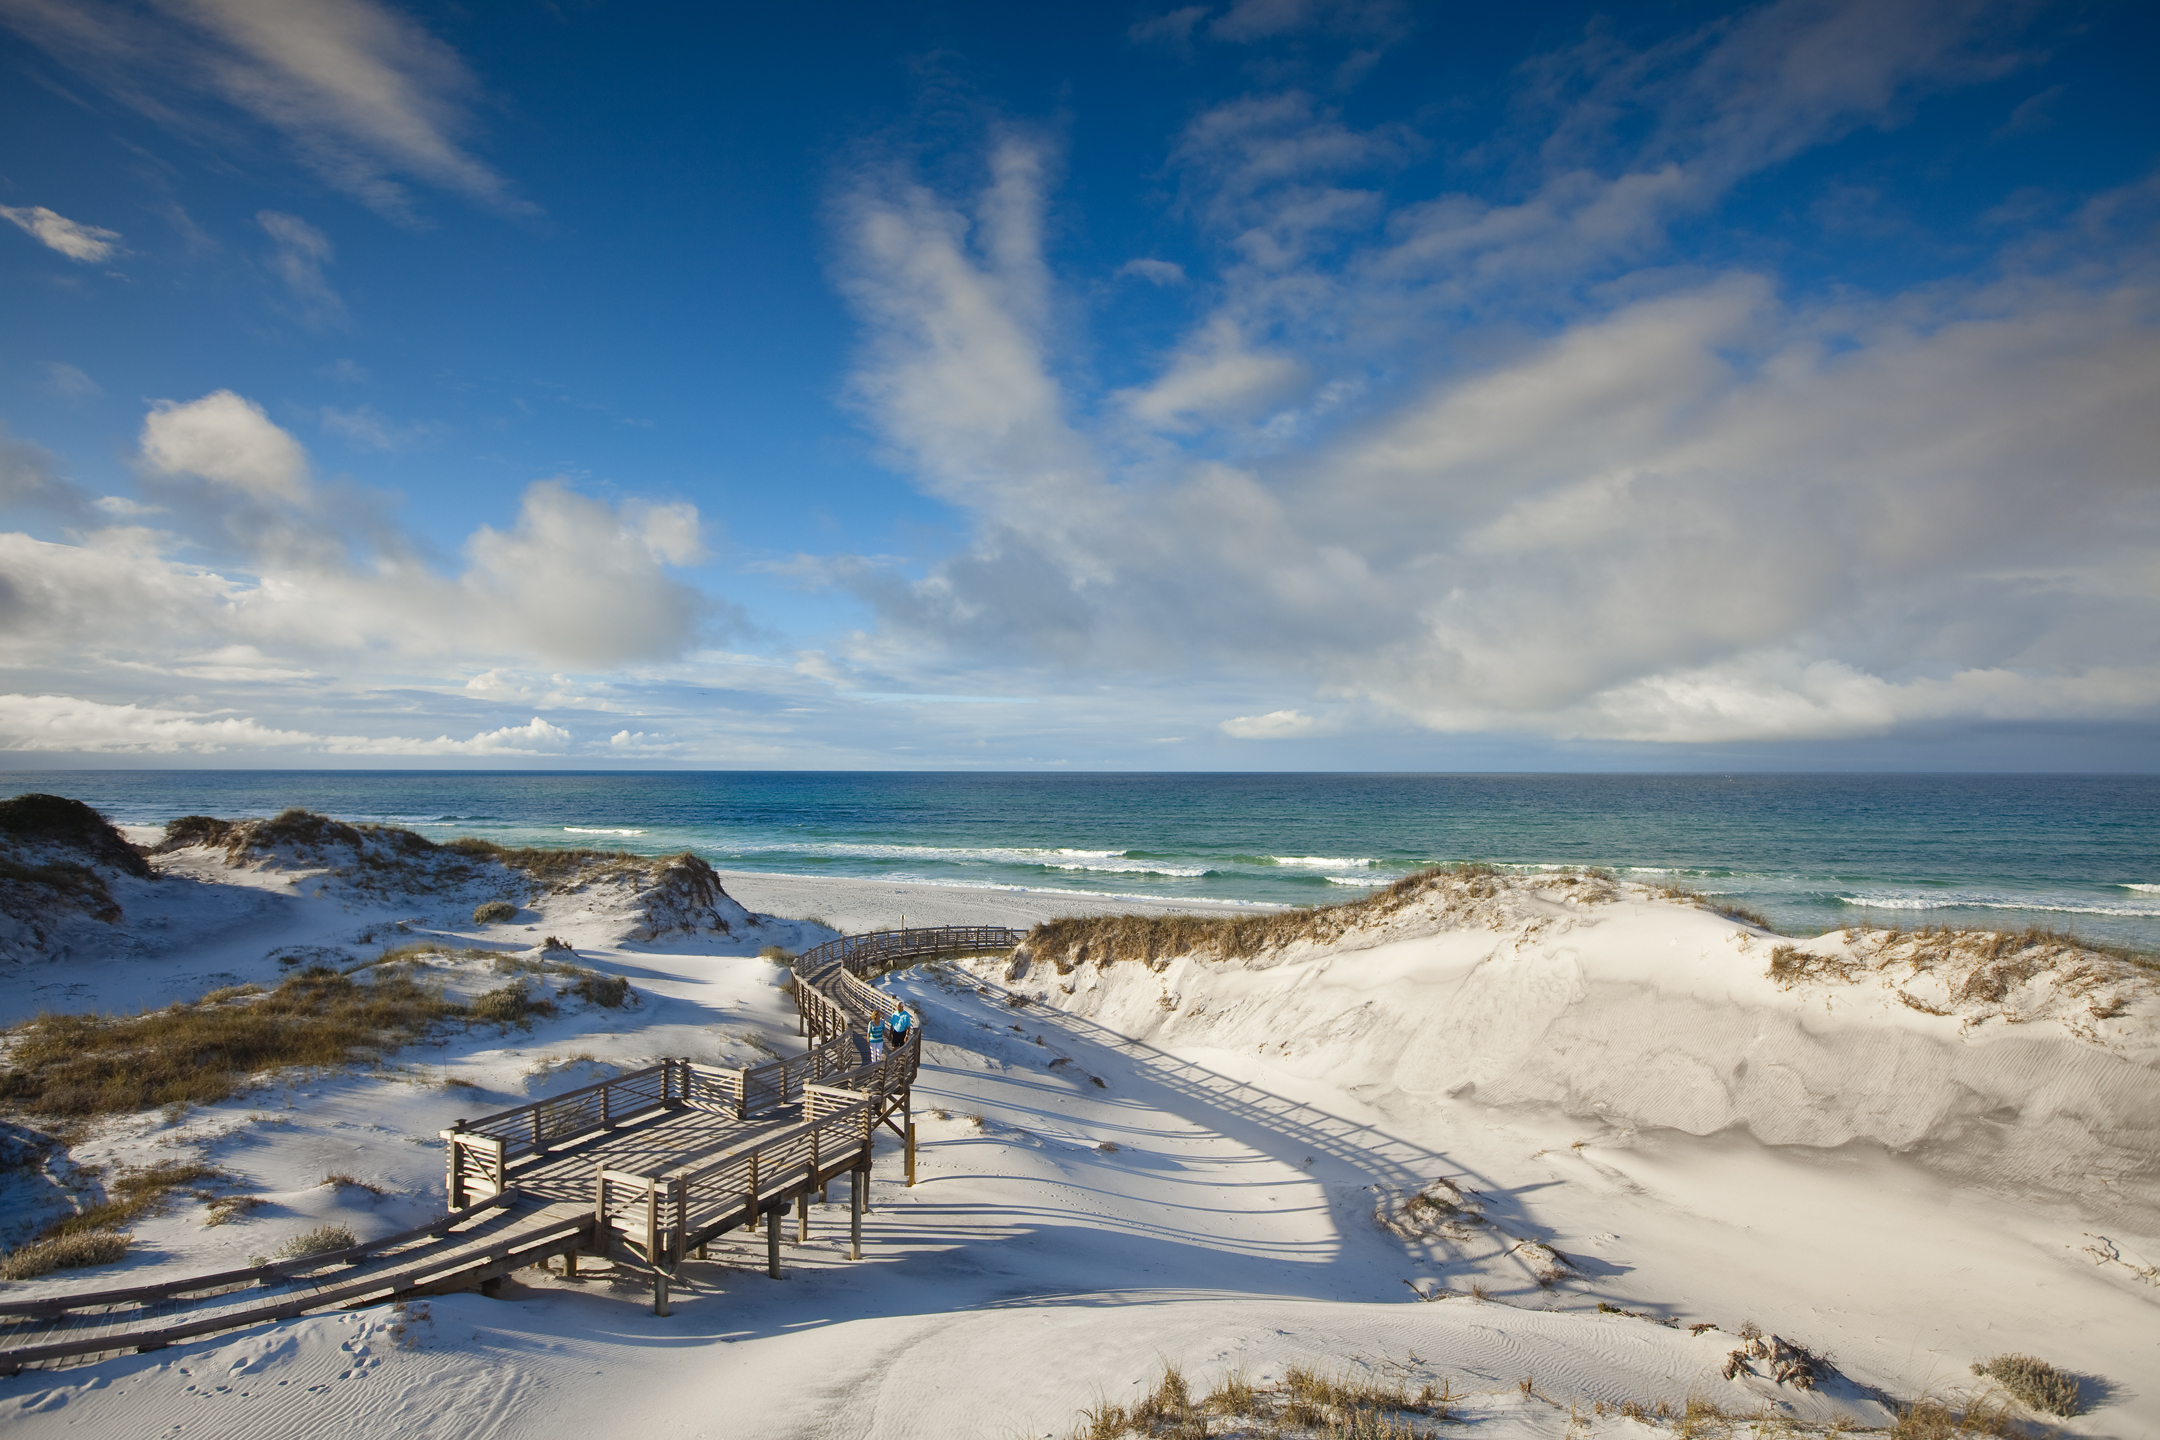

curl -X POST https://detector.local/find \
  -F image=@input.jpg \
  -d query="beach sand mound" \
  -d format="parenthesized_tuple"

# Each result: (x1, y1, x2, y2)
(995, 874, 2160, 1227)
(0, 795, 157, 963)
(152, 810, 756, 944)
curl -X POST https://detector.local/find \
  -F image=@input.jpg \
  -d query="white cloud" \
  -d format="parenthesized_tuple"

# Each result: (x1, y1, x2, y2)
(1115, 258, 1187, 285)
(0, 0, 530, 221)
(1220, 708, 1328, 738)
(825, 2, 2160, 752)
(320, 403, 436, 451)
(139, 390, 310, 500)
(0, 204, 121, 262)
(0, 693, 574, 755)
(1118, 315, 1305, 429)
(258, 211, 344, 326)
(4, 394, 717, 690)
(39, 361, 101, 398)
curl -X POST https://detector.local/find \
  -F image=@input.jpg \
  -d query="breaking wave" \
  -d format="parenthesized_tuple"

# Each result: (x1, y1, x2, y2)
(1837, 890, 2160, 919)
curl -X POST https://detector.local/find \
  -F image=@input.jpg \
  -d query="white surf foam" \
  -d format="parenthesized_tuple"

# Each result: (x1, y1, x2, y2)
(564, 826, 647, 836)
(1837, 890, 2160, 918)
(738, 841, 1209, 877)
(1267, 855, 1375, 869)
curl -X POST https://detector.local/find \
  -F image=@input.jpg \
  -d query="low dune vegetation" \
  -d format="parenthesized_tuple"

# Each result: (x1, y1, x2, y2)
(1073, 1360, 1454, 1439)
(156, 809, 727, 904)
(0, 1158, 233, 1279)
(0, 941, 646, 1120)
(0, 794, 154, 931)
(1015, 864, 1618, 970)
(1972, 1353, 2082, 1418)
(0, 968, 468, 1117)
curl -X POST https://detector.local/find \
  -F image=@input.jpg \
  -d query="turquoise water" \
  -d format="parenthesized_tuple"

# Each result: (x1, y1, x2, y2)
(7, 771, 2157, 951)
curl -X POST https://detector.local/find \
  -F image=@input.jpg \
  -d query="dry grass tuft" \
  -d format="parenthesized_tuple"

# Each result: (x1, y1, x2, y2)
(322, 1171, 386, 1195)
(1073, 1358, 1450, 1438)
(1889, 1397, 2018, 1438)
(31, 1159, 227, 1243)
(566, 972, 632, 1009)
(0, 968, 468, 1117)
(471, 900, 519, 925)
(204, 1194, 265, 1226)
(470, 979, 558, 1028)
(272, 1223, 356, 1260)
(1973, 1354, 2081, 1417)
(0, 1229, 130, 1279)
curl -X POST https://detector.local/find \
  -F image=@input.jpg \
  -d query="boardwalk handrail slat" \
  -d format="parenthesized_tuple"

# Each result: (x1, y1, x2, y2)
(0, 1191, 522, 1319)
(0, 1209, 591, 1370)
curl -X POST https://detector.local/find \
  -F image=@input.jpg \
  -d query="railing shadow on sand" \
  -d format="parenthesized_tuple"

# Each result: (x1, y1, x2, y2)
(896, 961, 1576, 1257)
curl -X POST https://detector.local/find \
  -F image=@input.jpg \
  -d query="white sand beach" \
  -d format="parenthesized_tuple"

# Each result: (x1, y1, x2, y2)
(0, 815, 2153, 1438)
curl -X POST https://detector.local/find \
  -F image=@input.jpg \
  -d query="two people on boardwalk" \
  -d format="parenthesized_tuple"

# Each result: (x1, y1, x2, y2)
(868, 997, 914, 1062)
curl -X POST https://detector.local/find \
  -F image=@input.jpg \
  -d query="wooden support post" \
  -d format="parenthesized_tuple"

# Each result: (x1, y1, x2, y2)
(746, 1154, 759, 1232)
(447, 1122, 467, 1210)
(653, 1268, 670, 1317)
(795, 1188, 809, 1243)
(850, 1165, 863, 1261)
(562, 1250, 578, 1279)
(646, 1186, 660, 1271)
(766, 1206, 781, 1279)
(906, 1113, 917, 1188)
(592, 1162, 609, 1256)
(696, 1241, 708, 1260)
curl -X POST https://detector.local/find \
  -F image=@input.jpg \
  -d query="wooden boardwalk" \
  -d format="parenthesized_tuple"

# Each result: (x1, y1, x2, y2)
(0, 925, 1023, 1376)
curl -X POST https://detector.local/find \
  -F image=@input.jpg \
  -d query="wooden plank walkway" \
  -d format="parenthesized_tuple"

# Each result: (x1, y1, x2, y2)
(0, 925, 1023, 1376)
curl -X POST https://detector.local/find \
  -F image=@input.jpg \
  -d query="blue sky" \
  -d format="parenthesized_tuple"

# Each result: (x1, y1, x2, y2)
(0, 0, 2154, 770)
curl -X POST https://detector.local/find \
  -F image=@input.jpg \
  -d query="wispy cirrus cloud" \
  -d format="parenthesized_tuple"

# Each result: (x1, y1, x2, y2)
(0, 204, 123, 262)
(257, 211, 345, 326)
(0, 0, 532, 222)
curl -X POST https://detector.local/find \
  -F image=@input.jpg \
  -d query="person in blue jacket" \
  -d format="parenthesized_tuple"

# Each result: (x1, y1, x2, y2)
(886, 1005, 914, 1051)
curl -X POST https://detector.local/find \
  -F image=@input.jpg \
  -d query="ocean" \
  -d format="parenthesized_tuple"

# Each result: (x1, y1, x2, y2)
(6, 771, 2157, 951)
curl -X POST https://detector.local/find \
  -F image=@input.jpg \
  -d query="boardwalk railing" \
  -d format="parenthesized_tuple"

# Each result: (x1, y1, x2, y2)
(593, 1085, 880, 1274)
(800, 925, 1025, 981)
(7, 922, 1028, 1367)
(438, 923, 1004, 1207)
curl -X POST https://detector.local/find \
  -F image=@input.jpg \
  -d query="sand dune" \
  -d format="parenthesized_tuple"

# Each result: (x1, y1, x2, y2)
(0, 822, 2151, 1437)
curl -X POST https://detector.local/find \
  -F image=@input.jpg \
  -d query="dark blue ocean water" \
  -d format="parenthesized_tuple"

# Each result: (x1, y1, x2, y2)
(6, 771, 2156, 950)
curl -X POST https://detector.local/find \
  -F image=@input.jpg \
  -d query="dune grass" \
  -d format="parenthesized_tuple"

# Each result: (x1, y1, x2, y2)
(1017, 863, 1622, 970)
(0, 968, 468, 1117)
(0, 1157, 233, 1277)
(0, 1230, 131, 1280)
(272, 1223, 356, 1260)
(1073, 1360, 1451, 1438)
(1023, 864, 1487, 969)
(1974, 1353, 2081, 1417)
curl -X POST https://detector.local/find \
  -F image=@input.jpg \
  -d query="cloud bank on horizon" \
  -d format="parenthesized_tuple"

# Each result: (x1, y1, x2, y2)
(0, 0, 2154, 768)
